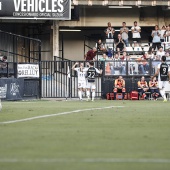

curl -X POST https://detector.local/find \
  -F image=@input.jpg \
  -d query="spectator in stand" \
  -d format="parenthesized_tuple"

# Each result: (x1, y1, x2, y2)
(99, 53, 108, 61)
(166, 52, 170, 60)
(138, 76, 149, 99)
(84, 47, 97, 61)
(110, 53, 124, 75)
(0, 56, 8, 69)
(113, 76, 126, 100)
(160, 26, 166, 42)
(120, 22, 129, 47)
(95, 39, 106, 52)
(136, 56, 149, 74)
(149, 77, 159, 100)
(105, 22, 115, 39)
(156, 46, 165, 60)
(151, 25, 161, 51)
(115, 34, 125, 55)
(131, 21, 141, 43)
(145, 46, 155, 60)
(120, 51, 128, 75)
(164, 25, 170, 42)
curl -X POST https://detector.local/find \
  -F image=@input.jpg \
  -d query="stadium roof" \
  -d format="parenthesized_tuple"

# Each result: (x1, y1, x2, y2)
(72, 0, 170, 6)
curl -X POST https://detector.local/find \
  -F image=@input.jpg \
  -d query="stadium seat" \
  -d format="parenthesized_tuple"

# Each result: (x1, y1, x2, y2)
(126, 47, 134, 54)
(110, 93, 114, 100)
(116, 93, 123, 100)
(130, 91, 139, 100)
(106, 93, 110, 100)
(124, 93, 129, 100)
(134, 47, 143, 52)
(143, 46, 150, 52)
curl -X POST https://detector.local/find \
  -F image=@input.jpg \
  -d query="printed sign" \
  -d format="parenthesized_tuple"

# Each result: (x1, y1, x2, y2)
(0, 84, 7, 98)
(17, 64, 39, 78)
(0, 0, 71, 20)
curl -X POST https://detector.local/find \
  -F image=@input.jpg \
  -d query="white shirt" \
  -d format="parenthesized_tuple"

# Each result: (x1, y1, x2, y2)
(156, 51, 165, 60)
(160, 30, 165, 39)
(74, 67, 88, 81)
(131, 26, 141, 38)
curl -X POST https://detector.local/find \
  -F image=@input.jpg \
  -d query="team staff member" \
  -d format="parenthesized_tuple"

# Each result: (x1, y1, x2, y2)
(152, 56, 170, 102)
(149, 77, 159, 100)
(138, 76, 149, 99)
(113, 76, 126, 100)
(86, 61, 102, 101)
(84, 47, 97, 61)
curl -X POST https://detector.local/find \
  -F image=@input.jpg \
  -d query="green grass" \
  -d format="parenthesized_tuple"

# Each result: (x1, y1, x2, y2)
(0, 99, 170, 170)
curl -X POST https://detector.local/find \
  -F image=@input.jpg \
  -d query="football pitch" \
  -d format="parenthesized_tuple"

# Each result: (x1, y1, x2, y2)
(0, 99, 170, 170)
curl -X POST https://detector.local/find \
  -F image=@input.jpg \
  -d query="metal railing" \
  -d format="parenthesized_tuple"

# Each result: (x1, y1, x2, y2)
(0, 30, 41, 63)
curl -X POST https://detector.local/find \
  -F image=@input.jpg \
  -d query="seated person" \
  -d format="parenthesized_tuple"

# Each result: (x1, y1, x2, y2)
(110, 53, 121, 75)
(115, 34, 125, 55)
(138, 76, 149, 99)
(0, 56, 7, 69)
(149, 77, 159, 100)
(136, 56, 149, 74)
(113, 76, 126, 100)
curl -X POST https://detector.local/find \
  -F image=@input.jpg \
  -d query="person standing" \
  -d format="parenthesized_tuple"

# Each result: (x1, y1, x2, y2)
(152, 55, 170, 102)
(151, 25, 161, 51)
(86, 61, 102, 101)
(160, 26, 166, 42)
(72, 62, 87, 101)
(164, 25, 170, 42)
(131, 21, 141, 43)
(105, 22, 115, 39)
(84, 47, 97, 61)
(120, 22, 129, 47)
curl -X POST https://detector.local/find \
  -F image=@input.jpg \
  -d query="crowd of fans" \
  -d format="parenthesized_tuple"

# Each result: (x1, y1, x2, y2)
(84, 21, 170, 76)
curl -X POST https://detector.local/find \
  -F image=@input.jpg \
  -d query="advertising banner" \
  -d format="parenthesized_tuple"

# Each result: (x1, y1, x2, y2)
(0, 0, 71, 20)
(17, 64, 39, 78)
(0, 78, 24, 100)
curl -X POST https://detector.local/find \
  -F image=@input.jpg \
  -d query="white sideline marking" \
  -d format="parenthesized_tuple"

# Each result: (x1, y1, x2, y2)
(0, 106, 124, 125)
(0, 158, 170, 163)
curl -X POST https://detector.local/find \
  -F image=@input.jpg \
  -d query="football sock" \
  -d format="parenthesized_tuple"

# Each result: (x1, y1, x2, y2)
(78, 90, 82, 100)
(92, 91, 95, 100)
(160, 89, 166, 100)
(86, 90, 90, 98)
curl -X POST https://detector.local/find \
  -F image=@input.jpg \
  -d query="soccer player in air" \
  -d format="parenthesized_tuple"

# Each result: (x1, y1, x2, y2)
(72, 62, 87, 101)
(86, 61, 102, 101)
(152, 55, 170, 102)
